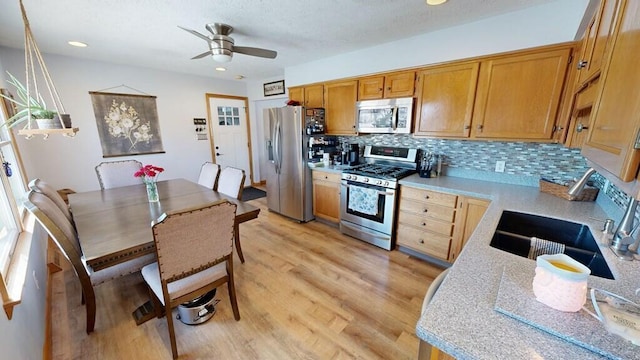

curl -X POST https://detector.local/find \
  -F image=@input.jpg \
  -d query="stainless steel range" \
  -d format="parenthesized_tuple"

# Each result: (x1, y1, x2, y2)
(340, 145, 418, 250)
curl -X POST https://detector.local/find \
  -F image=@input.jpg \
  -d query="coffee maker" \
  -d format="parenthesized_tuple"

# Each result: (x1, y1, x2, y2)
(343, 143, 359, 166)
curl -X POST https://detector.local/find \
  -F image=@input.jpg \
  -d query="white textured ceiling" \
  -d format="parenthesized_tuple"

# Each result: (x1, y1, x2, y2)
(0, 0, 562, 81)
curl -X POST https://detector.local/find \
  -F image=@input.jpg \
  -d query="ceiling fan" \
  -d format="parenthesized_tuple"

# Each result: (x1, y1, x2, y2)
(178, 23, 277, 63)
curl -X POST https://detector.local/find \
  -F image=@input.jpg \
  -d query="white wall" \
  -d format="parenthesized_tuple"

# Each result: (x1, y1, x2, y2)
(285, 0, 589, 86)
(0, 47, 247, 192)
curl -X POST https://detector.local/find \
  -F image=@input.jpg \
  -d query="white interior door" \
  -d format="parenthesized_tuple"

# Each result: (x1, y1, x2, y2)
(207, 96, 252, 187)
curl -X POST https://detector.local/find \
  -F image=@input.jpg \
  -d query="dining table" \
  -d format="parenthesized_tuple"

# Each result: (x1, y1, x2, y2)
(67, 178, 261, 324)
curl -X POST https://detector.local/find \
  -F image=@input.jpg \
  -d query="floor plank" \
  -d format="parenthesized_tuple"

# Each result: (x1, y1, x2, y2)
(51, 197, 445, 359)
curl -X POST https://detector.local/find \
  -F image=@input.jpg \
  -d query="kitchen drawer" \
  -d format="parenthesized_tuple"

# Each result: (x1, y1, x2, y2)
(397, 211, 454, 236)
(398, 199, 457, 223)
(396, 224, 451, 260)
(400, 186, 457, 208)
(312, 171, 341, 183)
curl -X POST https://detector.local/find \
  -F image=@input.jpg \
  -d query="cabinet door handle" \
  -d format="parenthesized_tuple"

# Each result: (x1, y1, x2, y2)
(324, 175, 328, 179)
(421, 222, 426, 226)
(423, 209, 428, 213)
(577, 60, 588, 69)
(576, 123, 589, 133)
(419, 239, 425, 244)
(477, 124, 484, 130)
(464, 125, 471, 129)
(425, 195, 430, 199)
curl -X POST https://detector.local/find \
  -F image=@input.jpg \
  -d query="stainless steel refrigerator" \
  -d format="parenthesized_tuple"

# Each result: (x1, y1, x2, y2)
(264, 106, 315, 222)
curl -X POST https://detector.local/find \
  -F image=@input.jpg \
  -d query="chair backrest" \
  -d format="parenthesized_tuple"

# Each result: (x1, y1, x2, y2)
(24, 190, 88, 280)
(95, 160, 143, 190)
(151, 200, 237, 283)
(197, 162, 221, 190)
(28, 178, 73, 223)
(217, 167, 246, 200)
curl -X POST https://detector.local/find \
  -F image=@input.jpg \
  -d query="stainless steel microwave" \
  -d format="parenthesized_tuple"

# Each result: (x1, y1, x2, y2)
(356, 97, 414, 134)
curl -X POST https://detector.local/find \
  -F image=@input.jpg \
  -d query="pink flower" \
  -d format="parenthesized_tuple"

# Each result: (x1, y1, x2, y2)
(134, 164, 164, 182)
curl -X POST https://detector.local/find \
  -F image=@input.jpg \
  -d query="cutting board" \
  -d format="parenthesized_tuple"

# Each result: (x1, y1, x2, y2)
(494, 268, 639, 360)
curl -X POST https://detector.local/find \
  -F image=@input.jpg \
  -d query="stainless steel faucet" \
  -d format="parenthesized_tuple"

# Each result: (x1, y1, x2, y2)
(610, 197, 639, 260)
(567, 168, 597, 197)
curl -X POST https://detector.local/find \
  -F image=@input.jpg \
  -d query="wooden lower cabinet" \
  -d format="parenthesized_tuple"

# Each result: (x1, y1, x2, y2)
(418, 340, 456, 360)
(396, 185, 489, 263)
(312, 170, 341, 223)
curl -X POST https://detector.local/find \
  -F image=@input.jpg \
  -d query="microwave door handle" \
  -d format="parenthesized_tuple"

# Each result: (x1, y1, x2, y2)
(391, 106, 398, 131)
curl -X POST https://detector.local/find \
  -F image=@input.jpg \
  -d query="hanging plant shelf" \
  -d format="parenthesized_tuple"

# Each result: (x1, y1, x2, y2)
(18, 127, 79, 140)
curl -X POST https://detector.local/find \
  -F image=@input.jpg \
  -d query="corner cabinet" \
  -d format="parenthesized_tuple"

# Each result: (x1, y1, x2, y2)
(414, 62, 479, 137)
(471, 47, 571, 140)
(582, 0, 640, 182)
(324, 80, 358, 135)
(312, 170, 341, 223)
(396, 185, 489, 263)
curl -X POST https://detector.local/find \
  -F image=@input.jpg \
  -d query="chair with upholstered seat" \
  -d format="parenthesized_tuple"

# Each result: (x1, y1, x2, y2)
(24, 190, 156, 334)
(217, 166, 245, 200)
(141, 200, 240, 359)
(197, 162, 221, 190)
(95, 160, 143, 189)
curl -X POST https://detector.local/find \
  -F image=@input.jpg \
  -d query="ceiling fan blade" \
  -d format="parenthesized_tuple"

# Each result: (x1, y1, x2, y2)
(191, 50, 214, 60)
(177, 26, 211, 42)
(232, 46, 277, 59)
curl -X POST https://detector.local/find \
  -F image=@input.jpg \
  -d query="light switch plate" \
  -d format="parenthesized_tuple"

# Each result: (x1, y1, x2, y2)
(495, 161, 506, 173)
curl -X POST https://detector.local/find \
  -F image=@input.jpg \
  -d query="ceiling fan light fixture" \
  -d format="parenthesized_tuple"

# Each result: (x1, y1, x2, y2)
(426, 0, 448, 5)
(212, 53, 232, 63)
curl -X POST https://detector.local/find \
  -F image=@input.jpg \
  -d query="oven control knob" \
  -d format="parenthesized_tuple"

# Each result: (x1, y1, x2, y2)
(364, 178, 369, 183)
(351, 175, 357, 181)
(345, 175, 351, 180)
(384, 181, 390, 187)
(376, 180, 382, 185)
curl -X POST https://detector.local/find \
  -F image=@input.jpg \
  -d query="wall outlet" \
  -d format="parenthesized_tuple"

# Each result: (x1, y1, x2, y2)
(495, 161, 506, 173)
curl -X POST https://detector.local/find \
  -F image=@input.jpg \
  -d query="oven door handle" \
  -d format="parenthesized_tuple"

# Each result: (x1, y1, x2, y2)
(341, 182, 394, 196)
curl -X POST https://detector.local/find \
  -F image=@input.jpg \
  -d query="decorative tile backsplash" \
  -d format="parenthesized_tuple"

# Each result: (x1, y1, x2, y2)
(338, 134, 633, 214)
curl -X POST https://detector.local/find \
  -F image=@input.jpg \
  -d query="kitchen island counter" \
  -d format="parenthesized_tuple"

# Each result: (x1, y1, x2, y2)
(400, 175, 640, 359)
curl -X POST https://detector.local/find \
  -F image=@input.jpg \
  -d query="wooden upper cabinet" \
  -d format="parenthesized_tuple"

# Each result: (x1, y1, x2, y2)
(289, 85, 324, 108)
(358, 76, 385, 100)
(582, 0, 640, 182)
(304, 84, 324, 108)
(357, 71, 415, 100)
(324, 80, 358, 135)
(414, 62, 479, 137)
(471, 47, 571, 140)
(576, 0, 621, 86)
(383, 71, 415, 98)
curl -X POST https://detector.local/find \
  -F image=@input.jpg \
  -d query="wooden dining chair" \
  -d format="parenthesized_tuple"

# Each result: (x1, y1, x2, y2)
(217, 166, 246, 200)
(140, 200, 240, 359)
(95, 159, 143, 189)
(24, 190, 156, 334)
(197, 162, 221, 190)
(28, 178, 74, 224)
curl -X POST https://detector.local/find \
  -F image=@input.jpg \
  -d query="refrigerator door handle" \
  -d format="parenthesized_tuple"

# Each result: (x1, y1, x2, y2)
(274, 117, 282, 174)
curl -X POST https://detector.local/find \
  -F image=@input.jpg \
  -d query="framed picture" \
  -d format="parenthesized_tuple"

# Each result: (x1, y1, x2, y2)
(263, 80, 285, 97)
(89, 91, 165, 158)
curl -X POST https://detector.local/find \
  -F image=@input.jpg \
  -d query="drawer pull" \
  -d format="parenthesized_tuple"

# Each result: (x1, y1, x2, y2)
(421, 222, 426, 226)
(423, 209, 428, 213)
(324, 176, 328, 179)
(419, 239, 425, 244)
(425, 195, 430, 199)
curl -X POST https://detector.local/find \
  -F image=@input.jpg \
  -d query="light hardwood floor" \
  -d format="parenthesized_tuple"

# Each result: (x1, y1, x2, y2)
(51, 197, 445, 360)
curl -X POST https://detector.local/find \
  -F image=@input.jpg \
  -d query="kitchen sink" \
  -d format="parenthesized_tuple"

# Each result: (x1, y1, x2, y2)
(490, 211, 614, 280)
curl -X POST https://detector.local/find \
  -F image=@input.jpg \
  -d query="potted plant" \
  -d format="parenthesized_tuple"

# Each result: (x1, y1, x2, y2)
(0, 72, 70, 129)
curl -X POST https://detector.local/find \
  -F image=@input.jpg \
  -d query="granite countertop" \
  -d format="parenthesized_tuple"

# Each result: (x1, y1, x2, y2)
(400, 174, 640, 359)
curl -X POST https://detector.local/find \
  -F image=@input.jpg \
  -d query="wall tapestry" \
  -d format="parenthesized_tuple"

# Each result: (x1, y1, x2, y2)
(89, 91, 165, 157)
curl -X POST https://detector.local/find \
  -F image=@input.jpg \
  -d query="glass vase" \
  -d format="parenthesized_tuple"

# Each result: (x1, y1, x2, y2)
(145, 180, 159, 202)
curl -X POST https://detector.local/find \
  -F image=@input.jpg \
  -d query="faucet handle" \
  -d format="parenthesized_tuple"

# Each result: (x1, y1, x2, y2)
(603, 219, 616, 235)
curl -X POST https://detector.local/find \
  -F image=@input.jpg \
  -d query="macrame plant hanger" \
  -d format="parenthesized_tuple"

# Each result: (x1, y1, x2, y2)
(17, 0, 78, 139)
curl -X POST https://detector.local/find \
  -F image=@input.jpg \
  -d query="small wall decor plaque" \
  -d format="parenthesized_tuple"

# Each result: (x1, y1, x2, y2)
(263, 80, 285, 97)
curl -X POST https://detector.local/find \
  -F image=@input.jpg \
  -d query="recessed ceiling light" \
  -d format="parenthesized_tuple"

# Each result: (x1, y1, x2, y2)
(68, 41, 88, 47)
(426, 0, 447, 5)
(215, 67, 227, 72)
